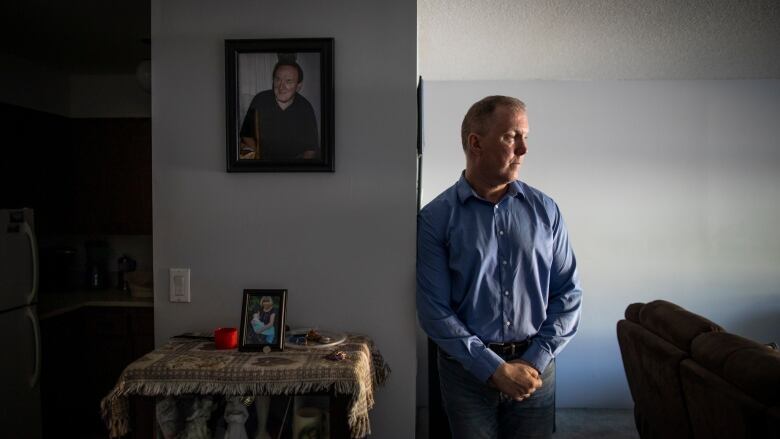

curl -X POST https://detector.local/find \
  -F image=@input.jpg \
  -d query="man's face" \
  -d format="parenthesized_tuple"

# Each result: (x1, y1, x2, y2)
(471, 106, 529, 185)
(273, 65, 302, 104)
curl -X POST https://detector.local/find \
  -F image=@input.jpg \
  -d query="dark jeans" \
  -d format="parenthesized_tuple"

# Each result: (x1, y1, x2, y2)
(438, 349, 556, 439)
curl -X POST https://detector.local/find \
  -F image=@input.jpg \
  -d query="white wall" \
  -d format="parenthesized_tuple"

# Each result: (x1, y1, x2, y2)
(151, 1, 417, 437)
(420, 79, 780, 407)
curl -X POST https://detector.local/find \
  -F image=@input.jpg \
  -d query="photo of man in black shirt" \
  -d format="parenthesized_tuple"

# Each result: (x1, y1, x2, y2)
(239, 54, 319, 161)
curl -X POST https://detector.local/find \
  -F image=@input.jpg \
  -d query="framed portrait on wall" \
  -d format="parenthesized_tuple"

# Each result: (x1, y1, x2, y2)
(238, 289, 287, 352)
(225, 38, 334, 172)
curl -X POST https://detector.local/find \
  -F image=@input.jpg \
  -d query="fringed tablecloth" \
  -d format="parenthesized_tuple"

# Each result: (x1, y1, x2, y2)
(101, 334, 390, 438)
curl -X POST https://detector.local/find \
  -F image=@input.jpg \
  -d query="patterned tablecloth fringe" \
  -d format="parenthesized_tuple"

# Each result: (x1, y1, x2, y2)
(100, 392, 129, 438)
(374, 351, 392, 386)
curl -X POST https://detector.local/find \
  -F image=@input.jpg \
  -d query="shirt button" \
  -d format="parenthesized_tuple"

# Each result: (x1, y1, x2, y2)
(499, 230, 504, 235)
(504, 290, 509, 296)
(494, 205, 498, 209)
(502, 260, 507, 265)
(505, 321, 511, 327)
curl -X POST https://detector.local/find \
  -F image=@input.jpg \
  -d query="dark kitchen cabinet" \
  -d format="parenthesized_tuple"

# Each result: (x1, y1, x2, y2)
(40, 308, 88, 437)
(40, 306, 154, 438)
(0, 103, 151, 235)
(0, 103, 73, 232)
(69, 118, 152, 235)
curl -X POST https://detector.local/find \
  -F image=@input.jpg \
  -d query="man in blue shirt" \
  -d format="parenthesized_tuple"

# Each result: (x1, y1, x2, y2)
(417, 96, 582, 439)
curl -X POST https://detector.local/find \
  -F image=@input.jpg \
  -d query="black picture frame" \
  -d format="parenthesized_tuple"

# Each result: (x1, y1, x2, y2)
(238, 289, 287, 352)
(225, 38, 334, 172)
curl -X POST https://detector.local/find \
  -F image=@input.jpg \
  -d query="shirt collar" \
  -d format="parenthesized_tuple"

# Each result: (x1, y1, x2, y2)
(456, 172, 526, 204)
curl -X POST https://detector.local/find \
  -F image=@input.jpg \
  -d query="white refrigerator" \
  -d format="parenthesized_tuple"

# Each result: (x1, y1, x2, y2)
(0, 208, 42, 438)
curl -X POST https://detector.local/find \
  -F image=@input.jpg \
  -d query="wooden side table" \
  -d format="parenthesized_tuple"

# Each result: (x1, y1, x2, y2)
(101, 334, 389, 438)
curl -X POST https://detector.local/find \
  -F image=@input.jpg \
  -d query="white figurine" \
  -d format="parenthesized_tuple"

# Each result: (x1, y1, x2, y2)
(223, 397, 249, 439)
(182, 396, 215, 439)
(156, 397, 179, 439)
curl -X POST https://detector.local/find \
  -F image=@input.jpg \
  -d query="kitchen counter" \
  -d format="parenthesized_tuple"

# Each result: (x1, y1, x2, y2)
(38, 290, 153, 320)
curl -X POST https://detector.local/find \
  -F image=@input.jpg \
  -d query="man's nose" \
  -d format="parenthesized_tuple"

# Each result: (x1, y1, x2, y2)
(516, 139, 527, 155)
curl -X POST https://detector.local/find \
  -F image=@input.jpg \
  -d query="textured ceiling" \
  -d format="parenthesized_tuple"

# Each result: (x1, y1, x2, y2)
(418, 0, 780, 80)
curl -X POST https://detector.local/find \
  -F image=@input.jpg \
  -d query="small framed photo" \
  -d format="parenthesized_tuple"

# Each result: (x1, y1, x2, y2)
(225, 38, 334, 172)
(239, 289, 287, 352)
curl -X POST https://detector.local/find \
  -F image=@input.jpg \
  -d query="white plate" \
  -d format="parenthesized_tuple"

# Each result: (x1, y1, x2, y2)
(285, 328, 347, 349)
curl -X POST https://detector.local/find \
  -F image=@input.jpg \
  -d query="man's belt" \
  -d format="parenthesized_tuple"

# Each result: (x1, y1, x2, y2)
(487, 340, 531, 357)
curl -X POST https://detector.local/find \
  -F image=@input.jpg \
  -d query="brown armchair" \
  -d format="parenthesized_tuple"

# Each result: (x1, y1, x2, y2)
(616, 300, 723, 439)
(617, 300, 780, 438)
(617, 300, 780, 439)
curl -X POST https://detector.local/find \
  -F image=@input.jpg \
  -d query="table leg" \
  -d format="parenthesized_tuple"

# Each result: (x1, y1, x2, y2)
(129, 395, 155, 439)
(254, 395, 272, 439)
(329, 393, 351, 439)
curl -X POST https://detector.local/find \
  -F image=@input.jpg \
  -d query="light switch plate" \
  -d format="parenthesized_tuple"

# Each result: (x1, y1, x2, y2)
(169, 268, 191, 303)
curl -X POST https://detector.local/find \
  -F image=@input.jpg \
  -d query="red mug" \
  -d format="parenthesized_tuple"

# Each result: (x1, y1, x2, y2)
(214, 327, 238, 349)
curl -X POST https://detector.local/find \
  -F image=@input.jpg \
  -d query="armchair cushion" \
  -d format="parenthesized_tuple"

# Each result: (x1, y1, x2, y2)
(637, 300, 723, 352)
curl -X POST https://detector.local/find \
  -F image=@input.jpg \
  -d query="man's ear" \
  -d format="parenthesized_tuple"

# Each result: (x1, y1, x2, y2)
(467, 133, 481, 156)
(296, 82, 303, 93)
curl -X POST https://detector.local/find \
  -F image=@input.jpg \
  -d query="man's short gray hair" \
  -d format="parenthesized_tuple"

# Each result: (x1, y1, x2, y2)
(461, 96, 526, 151)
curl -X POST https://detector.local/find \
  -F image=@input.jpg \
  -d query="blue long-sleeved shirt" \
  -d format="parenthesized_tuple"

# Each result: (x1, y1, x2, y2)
(416, 174, 582, 382)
